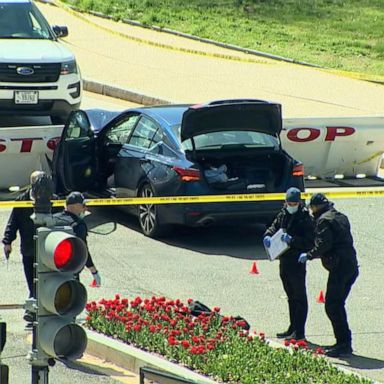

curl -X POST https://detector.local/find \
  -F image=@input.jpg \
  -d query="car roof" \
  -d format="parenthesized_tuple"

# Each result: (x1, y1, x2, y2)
(84, 105, 191, 134)
(137, 105, 190, 127)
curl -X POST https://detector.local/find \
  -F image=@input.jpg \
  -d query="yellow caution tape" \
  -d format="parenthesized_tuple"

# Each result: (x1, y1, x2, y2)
(1, 188, 384, 209)
(320, 68, 384, 84)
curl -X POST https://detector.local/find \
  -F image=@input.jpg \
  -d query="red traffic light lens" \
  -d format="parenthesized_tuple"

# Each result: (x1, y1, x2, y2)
(54, 239, 73, 269)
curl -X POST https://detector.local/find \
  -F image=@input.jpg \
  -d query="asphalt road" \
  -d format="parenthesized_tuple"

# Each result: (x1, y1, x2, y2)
(1, 197, 383, 383)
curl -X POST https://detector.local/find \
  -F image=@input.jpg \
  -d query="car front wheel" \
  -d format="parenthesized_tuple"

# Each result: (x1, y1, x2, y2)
(138, 184, 169, 238)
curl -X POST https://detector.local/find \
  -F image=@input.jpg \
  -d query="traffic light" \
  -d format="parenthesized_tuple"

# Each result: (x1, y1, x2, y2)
(36, 226, 88, 361)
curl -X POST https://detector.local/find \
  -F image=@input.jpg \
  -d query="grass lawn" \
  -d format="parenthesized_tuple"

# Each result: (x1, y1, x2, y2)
(61, 0, 384, 77)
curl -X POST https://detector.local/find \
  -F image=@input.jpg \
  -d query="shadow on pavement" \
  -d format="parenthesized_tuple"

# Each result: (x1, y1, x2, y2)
(162, 222, 268, 260)
(86, 207, 269, 260)
(58, 358, 108, 376)
(336, 355, 384, 370)
(85, 206, 140, 235)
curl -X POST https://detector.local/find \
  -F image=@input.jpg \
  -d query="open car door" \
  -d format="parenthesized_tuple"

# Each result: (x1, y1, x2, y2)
(53, 110, 96, 193)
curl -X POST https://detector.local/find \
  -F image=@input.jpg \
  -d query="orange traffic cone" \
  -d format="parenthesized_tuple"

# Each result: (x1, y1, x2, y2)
(316, 290, 325, 303)
(249, 261, 259, 274)
(90, 279, 98, 288)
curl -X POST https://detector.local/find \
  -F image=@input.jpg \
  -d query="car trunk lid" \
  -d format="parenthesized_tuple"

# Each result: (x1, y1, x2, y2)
(180, 100, 282, 142)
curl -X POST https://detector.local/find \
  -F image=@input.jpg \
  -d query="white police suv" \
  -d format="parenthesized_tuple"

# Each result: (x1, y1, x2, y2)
(0, 0, 82, 123)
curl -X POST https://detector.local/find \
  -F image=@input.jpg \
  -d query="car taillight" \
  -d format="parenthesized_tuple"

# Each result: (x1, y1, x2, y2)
(47, 137, 61, 151)
(173, 167, 201, 182)
(292, 163, 304, 177)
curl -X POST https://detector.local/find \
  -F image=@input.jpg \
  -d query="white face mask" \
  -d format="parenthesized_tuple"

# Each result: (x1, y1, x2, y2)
(78, 211, 86, 219)
(286, 205, 299, 214)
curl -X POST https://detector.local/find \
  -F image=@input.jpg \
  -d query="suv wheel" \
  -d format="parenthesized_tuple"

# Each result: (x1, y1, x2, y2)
(138, 184, 170, 238)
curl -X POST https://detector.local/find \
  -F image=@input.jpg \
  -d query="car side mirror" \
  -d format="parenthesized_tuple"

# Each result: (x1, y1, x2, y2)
(52, 25, 68, 38)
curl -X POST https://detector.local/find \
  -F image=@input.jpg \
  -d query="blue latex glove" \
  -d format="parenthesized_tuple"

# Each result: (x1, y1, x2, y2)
(298, 253, 308, 264)
(91, 271, 101, 287)
(263, 236, 272, 248)
(281, 233, 292, 244)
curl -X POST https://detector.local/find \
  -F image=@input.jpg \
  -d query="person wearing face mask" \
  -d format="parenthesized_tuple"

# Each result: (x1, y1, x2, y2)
(263, 187, 314, 341)
(298, 193, 358, 357)
(2, 171, 45, 327)
(53, 191, 101, 287)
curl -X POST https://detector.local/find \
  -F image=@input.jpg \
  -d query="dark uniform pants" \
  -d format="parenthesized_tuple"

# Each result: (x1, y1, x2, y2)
(325, 265, 359, 345)
(280, 263, 308, 337)
(22, 253, 34, 298)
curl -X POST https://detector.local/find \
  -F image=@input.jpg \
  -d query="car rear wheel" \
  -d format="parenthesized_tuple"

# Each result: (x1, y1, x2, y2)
(138, 184, 170, 238)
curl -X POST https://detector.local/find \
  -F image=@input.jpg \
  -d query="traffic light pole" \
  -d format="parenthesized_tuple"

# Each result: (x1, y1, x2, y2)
(28, 174, 88, 383)
(29, 173, 55, 384)
(0, 322, 9, 384)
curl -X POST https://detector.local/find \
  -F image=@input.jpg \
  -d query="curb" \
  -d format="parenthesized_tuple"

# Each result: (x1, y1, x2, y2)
(85, 329, 217, 384)
(83, 78, 174, 106)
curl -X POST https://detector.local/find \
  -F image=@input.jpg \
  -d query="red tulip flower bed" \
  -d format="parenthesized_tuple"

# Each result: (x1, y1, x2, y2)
(86, 295, 371, 384)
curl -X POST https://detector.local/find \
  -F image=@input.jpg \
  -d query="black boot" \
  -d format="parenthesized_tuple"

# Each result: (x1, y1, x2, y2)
(284, 331, 306, 341)
(276, 328, 294, 339)
(325, 342, 353, 357)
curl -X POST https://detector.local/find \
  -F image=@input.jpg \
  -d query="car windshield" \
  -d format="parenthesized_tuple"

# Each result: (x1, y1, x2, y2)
(0, 2, 54, 39)
(172, 125, 279, 150)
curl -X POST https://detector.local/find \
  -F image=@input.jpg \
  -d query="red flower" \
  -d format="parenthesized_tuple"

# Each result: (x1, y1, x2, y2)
(237, 320, 247, 328)
(192, 336, 200, 344)
(168, 336, 178, 346)
(133, 324, 142, 332)
(297, 340, 308, 348)
(181, 340, 190, 349)
(315, 347, 325, 355)
(213, 307, 221, 313)
(284, 339, 290, 347)
(170, 319, 177, 327)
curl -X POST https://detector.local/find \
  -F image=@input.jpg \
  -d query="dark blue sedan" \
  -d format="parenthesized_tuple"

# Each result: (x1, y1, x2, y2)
(53, 99, 304, 237)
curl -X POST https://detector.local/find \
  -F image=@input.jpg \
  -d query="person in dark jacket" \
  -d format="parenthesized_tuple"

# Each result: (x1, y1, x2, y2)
(298, 193, 359, 358)
(2, 171, 45, 323)
(263, 187, 314, 341)
(53, 191, 101, 286)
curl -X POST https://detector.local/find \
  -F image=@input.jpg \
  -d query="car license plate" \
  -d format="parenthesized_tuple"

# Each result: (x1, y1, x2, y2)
(14, 91, 39, 104)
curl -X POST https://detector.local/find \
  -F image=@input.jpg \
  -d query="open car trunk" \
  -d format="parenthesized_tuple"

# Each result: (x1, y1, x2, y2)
(187, 149, 292, 193)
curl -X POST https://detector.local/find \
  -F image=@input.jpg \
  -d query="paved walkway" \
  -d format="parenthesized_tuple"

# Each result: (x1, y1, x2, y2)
(38, 1, 384, 118)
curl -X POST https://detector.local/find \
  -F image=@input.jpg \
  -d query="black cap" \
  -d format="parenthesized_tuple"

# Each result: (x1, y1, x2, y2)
(309, 193, 329, 206)
(285, 187, 301, 203)
(66, 191, 86, 205)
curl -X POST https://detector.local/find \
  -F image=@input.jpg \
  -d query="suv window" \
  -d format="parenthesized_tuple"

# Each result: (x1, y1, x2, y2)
(128, 116, 160, 149)
(0, 2, 53, 39)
